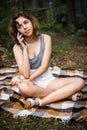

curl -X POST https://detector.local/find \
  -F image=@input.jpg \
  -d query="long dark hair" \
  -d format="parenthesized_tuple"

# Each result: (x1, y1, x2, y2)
(9, 11, 40, 44)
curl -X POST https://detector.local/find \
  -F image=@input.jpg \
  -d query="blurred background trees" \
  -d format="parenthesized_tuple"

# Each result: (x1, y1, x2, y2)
(0, 0, 87, 67)
(0, 0, 87, 46)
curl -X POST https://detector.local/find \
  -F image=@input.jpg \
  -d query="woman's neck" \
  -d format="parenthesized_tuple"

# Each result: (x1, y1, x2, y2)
(25, 36, 34, 44)
(25, 35, 39, 44)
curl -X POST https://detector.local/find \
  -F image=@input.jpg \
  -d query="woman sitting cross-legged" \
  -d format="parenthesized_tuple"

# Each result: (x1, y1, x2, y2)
(9, 11, 85, 108)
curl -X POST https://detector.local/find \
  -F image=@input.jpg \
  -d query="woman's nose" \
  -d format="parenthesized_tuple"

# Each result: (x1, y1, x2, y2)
(23, 24, 27, 29)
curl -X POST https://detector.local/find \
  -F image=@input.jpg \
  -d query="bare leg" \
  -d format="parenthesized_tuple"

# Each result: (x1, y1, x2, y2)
(13, 76, 84, 106)
(35, 77, 84, 106)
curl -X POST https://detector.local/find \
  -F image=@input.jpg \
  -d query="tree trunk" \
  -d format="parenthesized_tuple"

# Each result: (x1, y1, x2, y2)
(17, 0, 24, 11)
(66, 0, 76, 32)
(32, 0, 36, 9)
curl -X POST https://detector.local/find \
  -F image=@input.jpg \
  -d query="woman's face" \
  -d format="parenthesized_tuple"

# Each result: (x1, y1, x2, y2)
(15, 16, 33, 37)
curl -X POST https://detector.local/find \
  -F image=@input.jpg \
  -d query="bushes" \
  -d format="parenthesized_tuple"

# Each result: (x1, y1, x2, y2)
(0, 17, 10, 40)
(40, 21, 67, 35)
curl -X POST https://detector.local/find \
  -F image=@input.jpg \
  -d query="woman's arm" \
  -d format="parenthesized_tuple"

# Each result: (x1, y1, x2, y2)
(29, 34, 52, 81)
(13, 44, 30, 79)
(13, 32, 31, 79)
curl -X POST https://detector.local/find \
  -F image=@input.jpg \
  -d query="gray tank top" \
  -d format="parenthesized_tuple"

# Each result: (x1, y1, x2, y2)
(30, 34, 45, 69)
(19, 34, 45, 69)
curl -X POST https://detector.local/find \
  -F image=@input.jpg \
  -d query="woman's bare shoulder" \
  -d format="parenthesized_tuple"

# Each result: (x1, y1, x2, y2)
(43, 34, 51, 39)
(43, 34, 51, 43)
(13, 44, 20, 51)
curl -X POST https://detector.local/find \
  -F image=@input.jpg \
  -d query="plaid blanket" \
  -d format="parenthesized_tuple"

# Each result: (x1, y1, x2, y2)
(0, 65, 87, 122)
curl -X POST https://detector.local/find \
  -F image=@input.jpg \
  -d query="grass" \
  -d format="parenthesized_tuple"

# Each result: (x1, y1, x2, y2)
(0, 106, 87, 130)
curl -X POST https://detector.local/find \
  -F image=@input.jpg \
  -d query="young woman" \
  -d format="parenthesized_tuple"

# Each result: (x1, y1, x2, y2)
(9, 11, 84, 108)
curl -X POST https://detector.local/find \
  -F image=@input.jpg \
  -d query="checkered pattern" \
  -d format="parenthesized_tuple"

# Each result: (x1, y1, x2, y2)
(0, 65, 87, 122)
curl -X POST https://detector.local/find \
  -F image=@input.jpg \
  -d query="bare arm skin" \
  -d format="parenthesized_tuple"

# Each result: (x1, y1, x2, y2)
(13, 34, 51, 80)
(13, 32, 30, 79)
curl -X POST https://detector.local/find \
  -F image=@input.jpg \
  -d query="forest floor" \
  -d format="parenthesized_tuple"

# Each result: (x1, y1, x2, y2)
(51, 30, 87, 71)
(0, 29, 87, 130)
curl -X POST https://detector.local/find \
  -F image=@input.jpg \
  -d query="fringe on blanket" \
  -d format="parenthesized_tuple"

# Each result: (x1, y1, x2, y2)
(0, 65, 87, 122)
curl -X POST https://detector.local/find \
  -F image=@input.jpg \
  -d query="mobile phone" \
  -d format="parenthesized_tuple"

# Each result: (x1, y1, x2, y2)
(17, 31, 26, 45)
(22, 38, 26, 45)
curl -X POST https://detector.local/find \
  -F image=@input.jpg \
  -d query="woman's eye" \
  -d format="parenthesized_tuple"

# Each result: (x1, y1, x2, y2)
(19, 25, 22, 29)
(17, 24, 22, 29)
(24, 20, 29, 24)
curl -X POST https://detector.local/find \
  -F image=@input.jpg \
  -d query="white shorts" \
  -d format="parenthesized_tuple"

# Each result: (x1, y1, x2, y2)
(31, 67, 56, 88)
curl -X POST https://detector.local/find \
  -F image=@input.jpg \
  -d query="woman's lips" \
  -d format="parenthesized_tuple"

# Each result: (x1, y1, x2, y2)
(25, 29, 30, 34)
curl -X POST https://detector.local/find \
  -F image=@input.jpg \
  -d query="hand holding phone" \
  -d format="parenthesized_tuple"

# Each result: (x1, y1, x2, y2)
(17, 32, 26, 45)
(22, 38, 26, 45)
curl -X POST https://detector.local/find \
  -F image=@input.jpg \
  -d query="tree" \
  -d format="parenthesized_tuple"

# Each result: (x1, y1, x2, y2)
(66, 0, 76, 31)
(17, 0, 24, 11)
(32, 0, 37, 9)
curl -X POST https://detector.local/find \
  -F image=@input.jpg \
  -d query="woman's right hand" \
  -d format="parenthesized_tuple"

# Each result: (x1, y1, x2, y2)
(17, 32, 27, 48)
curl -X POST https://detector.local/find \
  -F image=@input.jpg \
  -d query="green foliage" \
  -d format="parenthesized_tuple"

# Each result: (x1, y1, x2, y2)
(40, 21, 55, 31)
(0, 17, 9, 37)
(54, 23, 67, 35)
(68, 32, 80, 44)
(7, 41, 14, 60)
(40, 21, 67, 35)
(56, 3, 68, 15)
(69, 24, 76, 33)
(58, 40, 71, 50)
(0, 1, 19, 43)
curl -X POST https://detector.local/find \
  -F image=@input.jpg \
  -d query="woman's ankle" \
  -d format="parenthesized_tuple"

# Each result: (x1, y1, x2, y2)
(35, 98, 42, 106)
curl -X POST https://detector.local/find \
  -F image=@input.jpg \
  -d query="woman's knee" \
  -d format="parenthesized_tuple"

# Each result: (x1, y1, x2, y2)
(18, 81, 34, 97)
(78, 78, 85, 88)
(73, 77, 85, 90)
